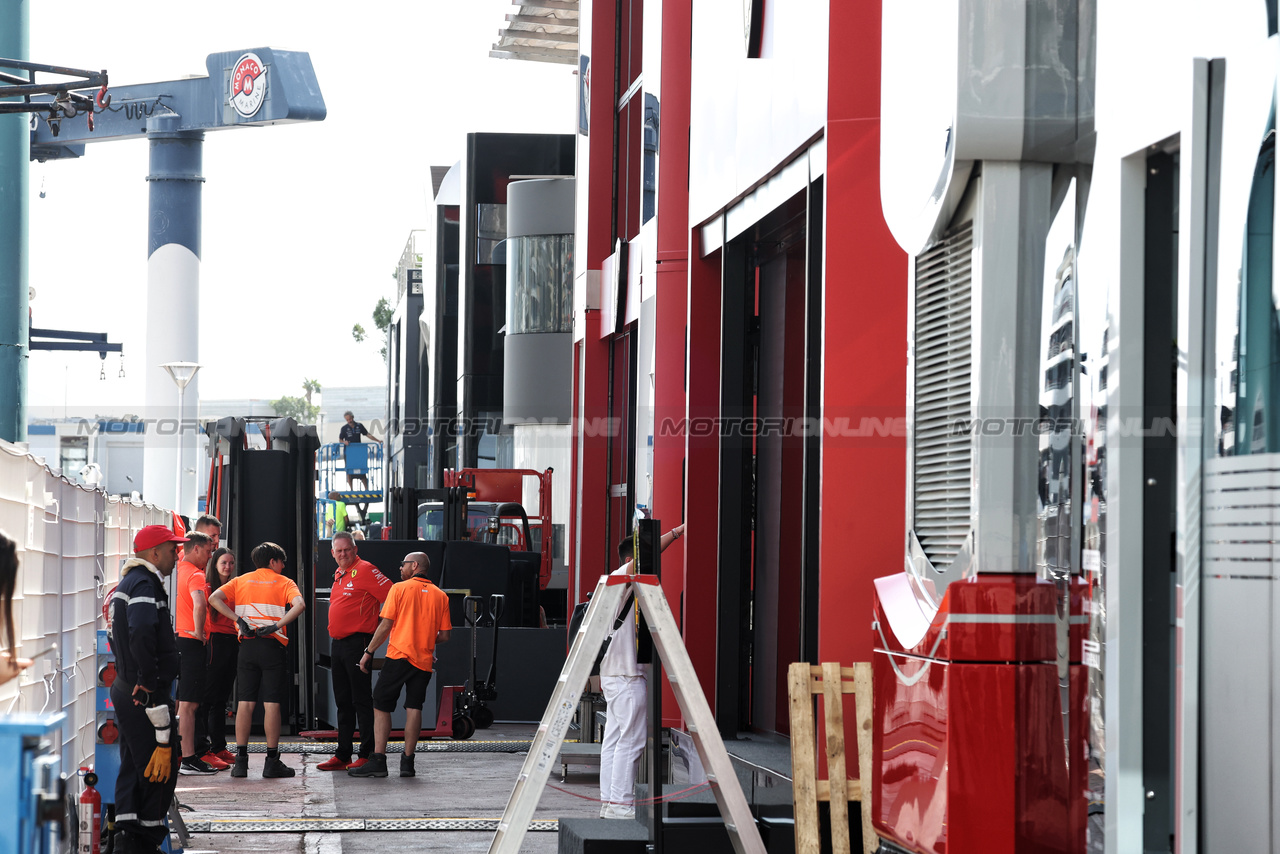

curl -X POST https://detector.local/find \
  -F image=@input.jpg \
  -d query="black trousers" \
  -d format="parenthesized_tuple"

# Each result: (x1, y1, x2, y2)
(330, 633, 375, 761)
(197, 633, 239, 753)
(109, 681, 179, 847)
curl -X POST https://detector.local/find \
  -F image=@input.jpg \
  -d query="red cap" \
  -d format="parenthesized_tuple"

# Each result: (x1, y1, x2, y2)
(134, 525, 188, 552)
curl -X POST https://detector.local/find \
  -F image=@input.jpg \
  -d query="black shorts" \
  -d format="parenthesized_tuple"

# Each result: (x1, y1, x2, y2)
(373, 657, 432, 712)
(176, 637, 206, 702)
(236, 637, 288, 704)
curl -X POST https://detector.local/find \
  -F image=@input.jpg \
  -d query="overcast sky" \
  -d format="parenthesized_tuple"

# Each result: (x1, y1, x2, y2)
(26, 1, 575, 416)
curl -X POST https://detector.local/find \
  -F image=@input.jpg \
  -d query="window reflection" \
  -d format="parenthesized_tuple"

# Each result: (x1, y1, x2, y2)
(506, 235, 575, 335)
(1231, 101, 1276, 454)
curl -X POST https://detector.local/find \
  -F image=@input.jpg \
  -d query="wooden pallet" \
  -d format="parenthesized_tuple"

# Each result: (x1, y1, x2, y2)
(788, 662, 874, 854)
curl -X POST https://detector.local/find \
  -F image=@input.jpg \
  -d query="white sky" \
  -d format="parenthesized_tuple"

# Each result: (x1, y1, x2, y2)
(26, 0, 576, 415)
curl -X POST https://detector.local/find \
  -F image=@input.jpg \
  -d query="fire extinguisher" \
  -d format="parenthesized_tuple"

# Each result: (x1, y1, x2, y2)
(79, 769, 101, 854)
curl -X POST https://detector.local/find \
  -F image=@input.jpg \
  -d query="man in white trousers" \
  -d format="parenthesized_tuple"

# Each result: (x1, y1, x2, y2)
(598, 522, 686, 819)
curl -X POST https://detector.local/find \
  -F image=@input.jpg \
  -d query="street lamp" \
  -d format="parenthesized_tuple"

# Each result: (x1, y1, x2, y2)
(161, 361, 200, 514)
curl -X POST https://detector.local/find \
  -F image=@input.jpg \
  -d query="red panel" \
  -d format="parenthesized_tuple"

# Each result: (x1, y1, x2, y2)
(652, 0, 691, 726)
(656, 0, 691, 263)
(586, 0, 617, 270)
(682, 247, 722, 709)
(463, 470, 523, 502)
(871, 630, 950, 850)
(819, 0, 908, 671)
(829, 0, 885, 123)
(873, 572, 1090, 854)
(572, 310, 614, 606)
(654, 262, 688, 726)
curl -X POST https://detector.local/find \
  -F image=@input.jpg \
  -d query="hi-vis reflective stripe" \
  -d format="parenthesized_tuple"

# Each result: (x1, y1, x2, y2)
(236, 603, 287, 620)
(115, 813, 166, 827)
(111, 591, 158, 608)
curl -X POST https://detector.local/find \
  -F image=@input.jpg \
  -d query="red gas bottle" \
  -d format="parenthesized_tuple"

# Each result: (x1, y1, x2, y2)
(78, 769, 101, 854)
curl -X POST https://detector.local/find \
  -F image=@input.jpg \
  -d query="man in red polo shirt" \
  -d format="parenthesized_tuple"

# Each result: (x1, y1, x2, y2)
(318, 531, 393, 771)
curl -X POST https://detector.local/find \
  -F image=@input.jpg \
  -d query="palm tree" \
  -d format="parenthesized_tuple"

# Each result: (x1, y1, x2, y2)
(303, 378, 321, 407)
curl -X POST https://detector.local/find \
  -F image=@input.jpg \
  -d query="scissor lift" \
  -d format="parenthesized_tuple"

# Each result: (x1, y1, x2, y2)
(317, 442, 384, 534)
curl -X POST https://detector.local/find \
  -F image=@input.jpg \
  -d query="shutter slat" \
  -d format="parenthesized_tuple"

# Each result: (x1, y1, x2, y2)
(913, 223, 973, 568)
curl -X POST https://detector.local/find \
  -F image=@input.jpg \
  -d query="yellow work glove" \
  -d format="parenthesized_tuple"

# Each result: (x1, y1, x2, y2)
(143, 702, 174, 783)
(144, 745, 172, 783)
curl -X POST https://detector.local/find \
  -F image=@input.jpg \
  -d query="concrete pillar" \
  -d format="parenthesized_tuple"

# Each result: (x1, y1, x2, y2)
(142, 113, 203, 514)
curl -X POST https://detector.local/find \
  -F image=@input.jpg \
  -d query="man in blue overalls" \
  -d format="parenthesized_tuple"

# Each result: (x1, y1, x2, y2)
(109, 525, 186, 854)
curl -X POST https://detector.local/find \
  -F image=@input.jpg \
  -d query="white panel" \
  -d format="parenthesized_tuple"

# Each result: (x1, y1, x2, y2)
(699, 215, 724, 258)
(724, 154, 811, 243)
(1202, 575, 1273, 848)
(688, 0, 828, 225)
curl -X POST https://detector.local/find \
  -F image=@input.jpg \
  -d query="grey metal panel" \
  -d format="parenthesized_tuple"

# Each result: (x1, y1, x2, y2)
(508, 178, 575, 238)
(503, 332, 572, 423)
(1104, 152, 1150, 854)
(1202, 575, 1273, 848)
(971, 162, 1052, 574)
(912, 224, 973, 567)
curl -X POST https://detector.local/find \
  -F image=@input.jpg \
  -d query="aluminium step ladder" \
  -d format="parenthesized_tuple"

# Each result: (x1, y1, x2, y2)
(488, 573, 766, 854)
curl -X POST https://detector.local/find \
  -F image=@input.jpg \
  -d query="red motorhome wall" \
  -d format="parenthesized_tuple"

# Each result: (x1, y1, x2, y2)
(570, 0, 619, 605)
(651, 0, 692, 727)
(683, 246, 722, 713)
(820, 0, 907, 666)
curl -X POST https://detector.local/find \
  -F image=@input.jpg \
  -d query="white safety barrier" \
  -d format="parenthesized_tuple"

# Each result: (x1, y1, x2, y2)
(0, 439, 170, 772)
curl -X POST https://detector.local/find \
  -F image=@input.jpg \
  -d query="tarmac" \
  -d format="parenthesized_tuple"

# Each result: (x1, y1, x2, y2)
(170, 724, 604, 854)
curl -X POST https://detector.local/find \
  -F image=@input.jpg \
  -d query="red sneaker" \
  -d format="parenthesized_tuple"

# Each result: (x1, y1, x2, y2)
(346, 757, 368, 771)
(316, 756, 351, 771)
(200, 753, 230, 770)
(215, 749, 237, 765)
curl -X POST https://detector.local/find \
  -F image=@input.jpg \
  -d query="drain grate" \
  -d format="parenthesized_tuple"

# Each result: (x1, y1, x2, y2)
(235, 740, 532, 754)
(184, 817, 558, 833)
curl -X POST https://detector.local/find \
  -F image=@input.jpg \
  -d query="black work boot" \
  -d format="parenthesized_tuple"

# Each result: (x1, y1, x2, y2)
(230, 749, 249, 778)
(400, 753, 415, 777)
(348, 752, 388, 777)
(263, 754, 295, 778)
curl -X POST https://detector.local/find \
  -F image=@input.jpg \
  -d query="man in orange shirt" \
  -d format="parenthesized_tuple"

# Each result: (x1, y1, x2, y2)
(318, 532, 393, 772)
(208, 541, 306, 779)
(193, 514, 221, 550)
(173, 531, 223, 775)
(349, 551, 451, 778)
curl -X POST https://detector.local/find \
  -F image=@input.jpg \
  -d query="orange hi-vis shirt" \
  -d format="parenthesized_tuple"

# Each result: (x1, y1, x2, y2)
(328, 559, 392, 639)
(174, 560, 208, 640)
(206, 579, 237, 636)
(380, 575, 452, 672)
(218, 568, 302, 646)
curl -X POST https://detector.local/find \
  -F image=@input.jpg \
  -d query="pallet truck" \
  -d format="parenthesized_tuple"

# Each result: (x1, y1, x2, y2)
(463, 594, 504, 730)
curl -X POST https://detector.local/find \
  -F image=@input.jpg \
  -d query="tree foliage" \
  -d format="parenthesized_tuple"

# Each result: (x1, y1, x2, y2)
(373, 297, 393, 332)
(372, 297, 393, 361)
(272, 379, 321, 424)
(352, 297, 394, 360)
